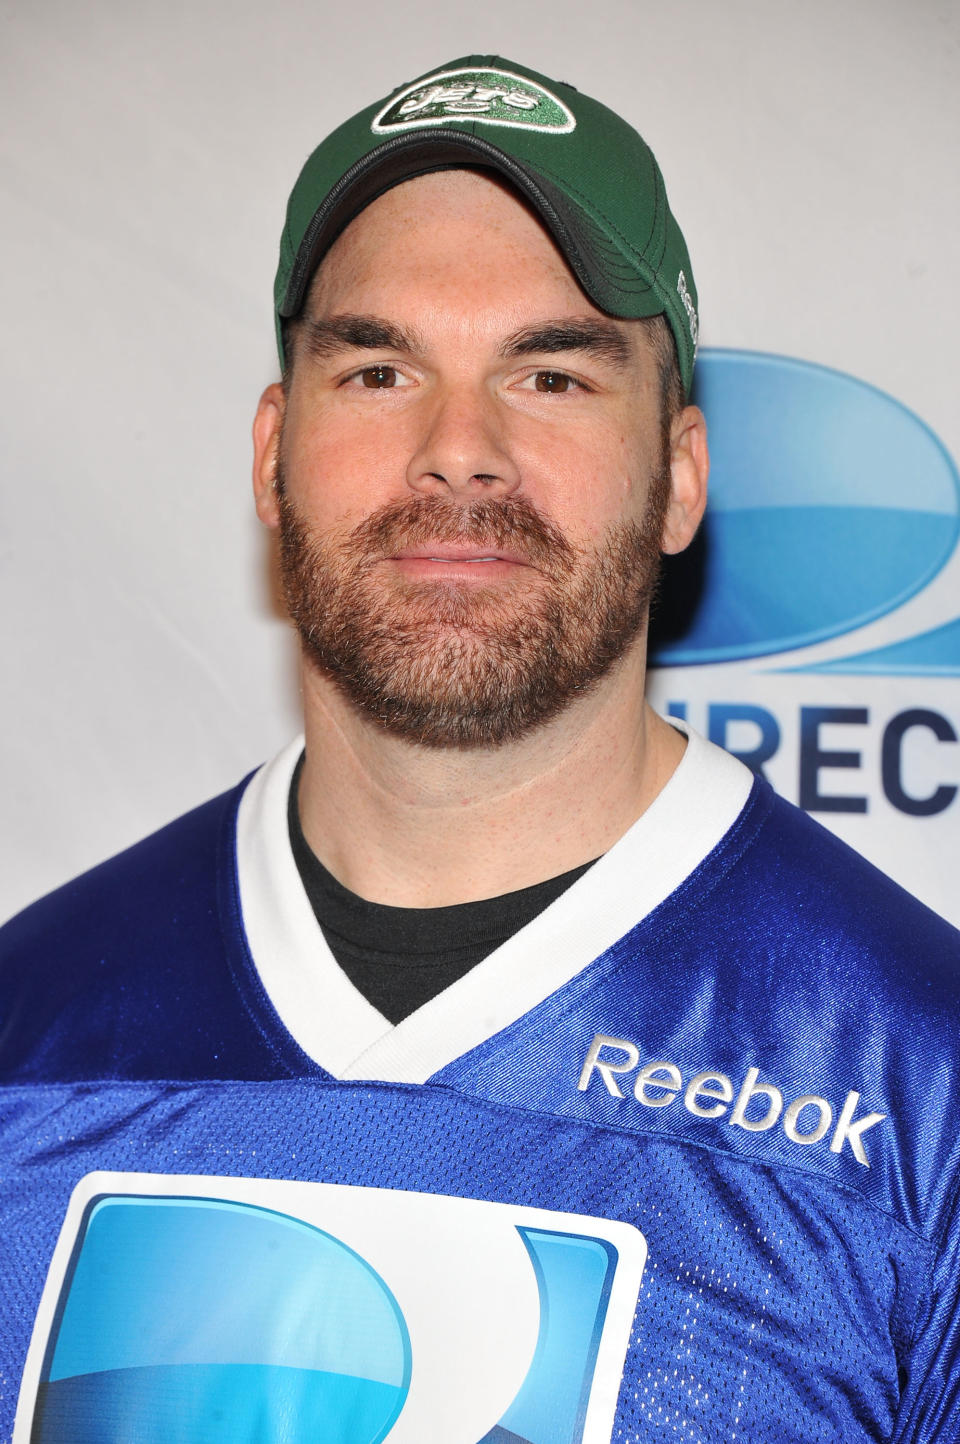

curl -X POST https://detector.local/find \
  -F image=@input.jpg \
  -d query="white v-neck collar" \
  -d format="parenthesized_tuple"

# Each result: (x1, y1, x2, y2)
(235, 724, 754, 1085)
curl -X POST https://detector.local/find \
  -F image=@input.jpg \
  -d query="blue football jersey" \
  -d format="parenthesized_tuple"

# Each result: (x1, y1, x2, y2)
(2, 726, 960, 1443)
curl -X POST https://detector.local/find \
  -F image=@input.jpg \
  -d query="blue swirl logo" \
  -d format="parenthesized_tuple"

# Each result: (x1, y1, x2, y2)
(649, 350, 960, 668)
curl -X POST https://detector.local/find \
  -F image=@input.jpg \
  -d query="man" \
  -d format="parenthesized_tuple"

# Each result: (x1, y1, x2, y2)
(2, 55, 959, 1444)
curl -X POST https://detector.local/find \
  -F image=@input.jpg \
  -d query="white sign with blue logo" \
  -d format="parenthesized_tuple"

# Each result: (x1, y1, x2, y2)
(648, 350, 960, 924)
(16, 1172, 647, 1444)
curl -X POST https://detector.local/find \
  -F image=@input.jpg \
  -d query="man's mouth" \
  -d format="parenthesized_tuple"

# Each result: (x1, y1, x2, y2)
(386, 545, 533, 578)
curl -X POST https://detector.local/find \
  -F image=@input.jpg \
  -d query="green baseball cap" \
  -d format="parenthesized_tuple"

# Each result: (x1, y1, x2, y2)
(275, 55, 699, 395)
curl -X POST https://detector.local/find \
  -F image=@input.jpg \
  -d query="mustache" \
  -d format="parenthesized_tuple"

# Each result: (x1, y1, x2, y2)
(339, 494, 577, 572)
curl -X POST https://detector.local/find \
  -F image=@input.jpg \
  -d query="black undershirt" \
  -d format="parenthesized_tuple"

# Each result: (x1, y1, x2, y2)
(288, 754, 598, 1024)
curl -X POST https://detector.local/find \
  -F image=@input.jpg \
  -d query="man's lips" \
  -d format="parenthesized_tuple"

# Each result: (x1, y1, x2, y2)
(385, 545, 533, 578)
(392, 544, 531, 562)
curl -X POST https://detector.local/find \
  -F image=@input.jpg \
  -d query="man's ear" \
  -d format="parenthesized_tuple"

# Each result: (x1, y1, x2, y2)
(252, 383, 285, 529)
(662, 404, 709, 555)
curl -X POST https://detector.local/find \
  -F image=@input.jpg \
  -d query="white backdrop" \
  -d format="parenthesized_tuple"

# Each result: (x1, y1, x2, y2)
(3, 0, 958, 921)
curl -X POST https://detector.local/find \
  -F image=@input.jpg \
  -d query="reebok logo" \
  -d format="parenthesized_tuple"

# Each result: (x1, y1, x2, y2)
(372, 68, 577, 136)
(578, 1034, 887, 1168)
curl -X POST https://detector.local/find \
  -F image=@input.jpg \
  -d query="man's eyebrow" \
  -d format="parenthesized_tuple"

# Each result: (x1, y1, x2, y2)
(298, 313, 425, 359)
(500, 319, 633, 367)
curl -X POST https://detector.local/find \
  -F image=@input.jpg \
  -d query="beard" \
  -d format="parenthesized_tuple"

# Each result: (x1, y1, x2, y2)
(276, 470, 669, 749)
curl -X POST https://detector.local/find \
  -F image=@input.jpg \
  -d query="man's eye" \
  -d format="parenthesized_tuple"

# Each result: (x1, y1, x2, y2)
(352, 365, 407, 389)
(521, 371, 579, 393)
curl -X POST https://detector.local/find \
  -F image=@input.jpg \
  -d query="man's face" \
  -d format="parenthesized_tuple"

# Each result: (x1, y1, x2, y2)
(254, 170, 702, 747)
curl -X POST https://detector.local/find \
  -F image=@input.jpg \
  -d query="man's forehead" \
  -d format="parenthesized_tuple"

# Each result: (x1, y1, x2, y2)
(290, 172, 670, 387)
(305, 170, 627, 332)
(318, 168, 567, 268)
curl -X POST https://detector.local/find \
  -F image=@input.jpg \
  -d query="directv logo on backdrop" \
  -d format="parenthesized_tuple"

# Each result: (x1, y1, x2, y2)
(647, 350, 960, 922)
(16, 1173, 646, 1444)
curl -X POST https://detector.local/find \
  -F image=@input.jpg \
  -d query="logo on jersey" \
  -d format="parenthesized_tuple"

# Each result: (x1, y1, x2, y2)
(578, 1034, 887, 1168)
(372, 68, 577, 135)
(16, 1173, 646, 1444)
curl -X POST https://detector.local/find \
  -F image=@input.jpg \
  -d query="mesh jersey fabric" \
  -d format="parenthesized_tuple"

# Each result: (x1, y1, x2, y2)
(2, 726, 960, 1443)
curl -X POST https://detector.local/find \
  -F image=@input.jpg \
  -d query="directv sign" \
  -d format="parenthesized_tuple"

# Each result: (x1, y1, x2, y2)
(647, 351, 960, 924)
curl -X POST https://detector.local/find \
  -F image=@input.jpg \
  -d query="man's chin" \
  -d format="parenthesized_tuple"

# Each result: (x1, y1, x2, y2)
(299, 616, 576, 748)
(350, 577, 551, 638)
(325, 676, 570, 750)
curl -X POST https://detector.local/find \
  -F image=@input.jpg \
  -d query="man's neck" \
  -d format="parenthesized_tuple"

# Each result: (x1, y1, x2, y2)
(296, 651, 685, 908)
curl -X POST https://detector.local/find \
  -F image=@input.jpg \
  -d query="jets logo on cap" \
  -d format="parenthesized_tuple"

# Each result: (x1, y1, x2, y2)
(372, 67, 576, 135)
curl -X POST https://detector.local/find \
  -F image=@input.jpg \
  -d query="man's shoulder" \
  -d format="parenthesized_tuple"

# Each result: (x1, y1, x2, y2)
(0, 774, 281, 1083)
(659, 781, 960, 1149)
(739, 782, 960, 966)
(639, 728, 960, 981)
(566, 771, 960, 1142)
(1, 781, 244, 957)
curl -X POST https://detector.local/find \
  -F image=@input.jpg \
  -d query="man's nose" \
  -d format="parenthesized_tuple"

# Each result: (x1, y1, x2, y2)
(405, 384, 521, 499)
